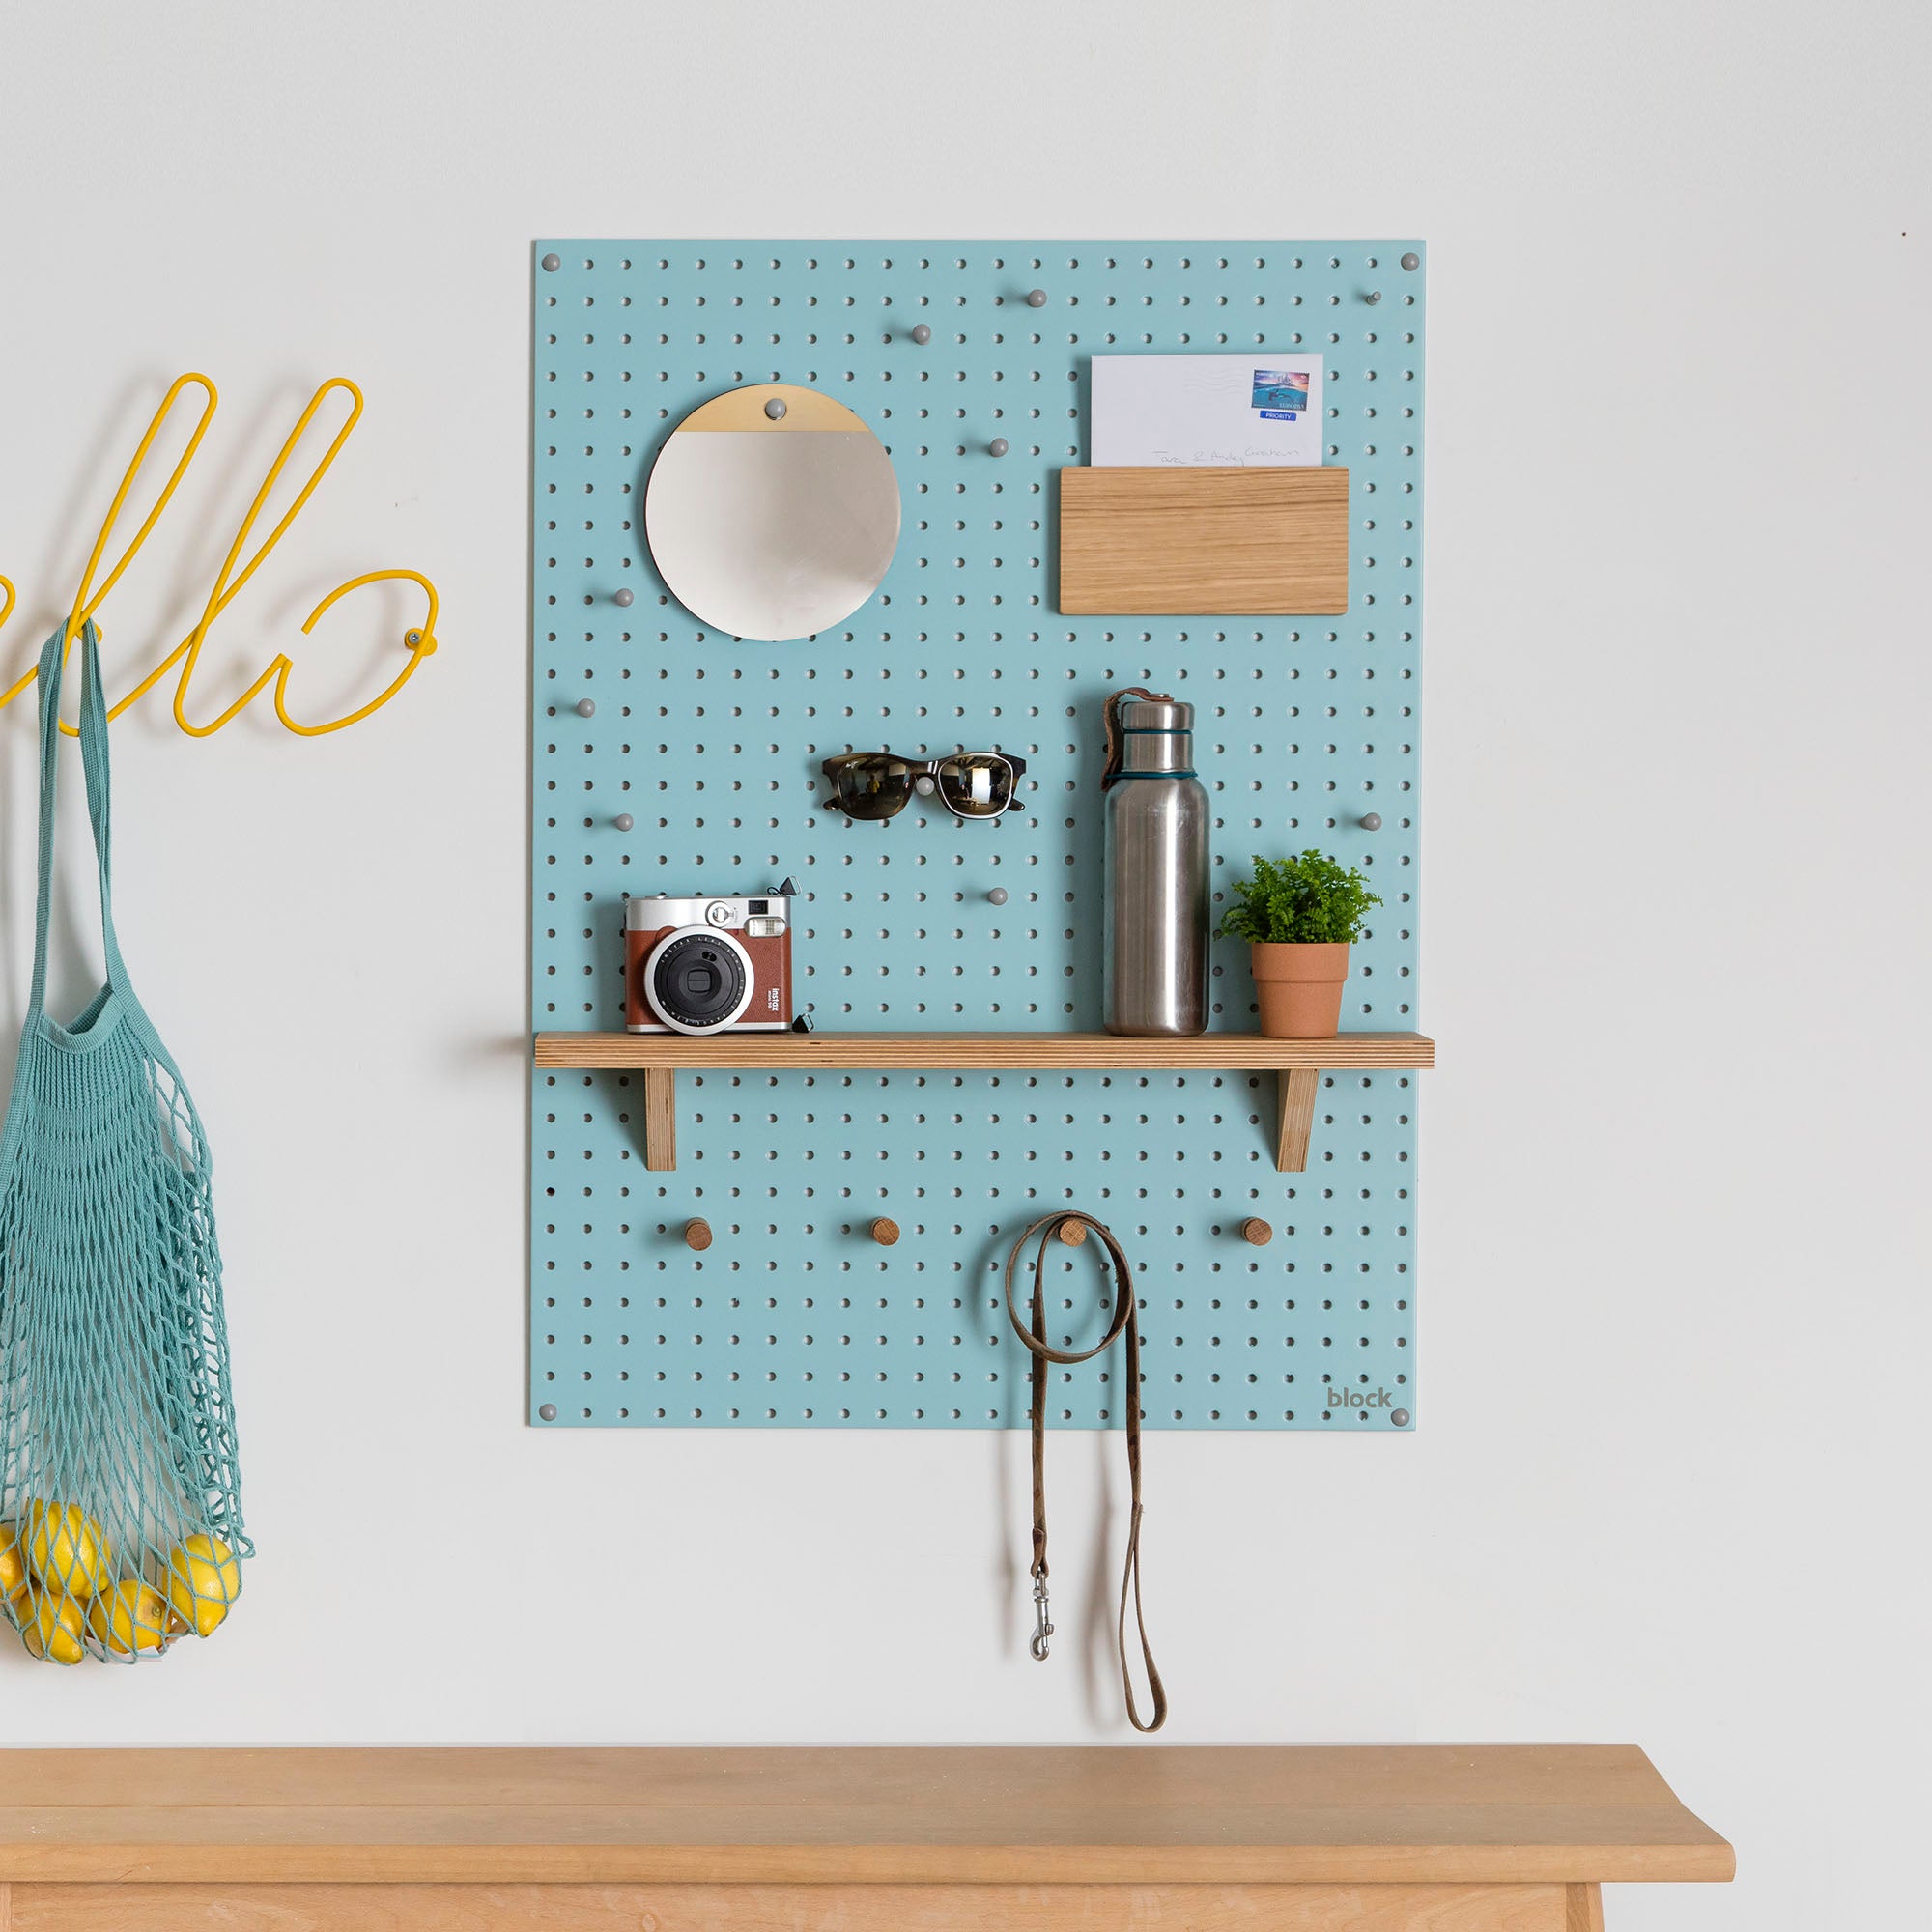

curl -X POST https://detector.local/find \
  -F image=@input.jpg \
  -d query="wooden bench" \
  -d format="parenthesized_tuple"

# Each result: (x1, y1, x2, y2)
(0, 1744, 1732, 1931)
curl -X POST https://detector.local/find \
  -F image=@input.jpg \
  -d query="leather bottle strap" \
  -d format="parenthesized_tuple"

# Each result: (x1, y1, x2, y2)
(1003, 1211, 1168, 1733)
(1099, 686, 1173, 792)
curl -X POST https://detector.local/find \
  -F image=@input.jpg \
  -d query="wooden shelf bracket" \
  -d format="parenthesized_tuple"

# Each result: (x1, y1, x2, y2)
(641, 1066, 676, 1172)
(1275, 1066, 1321, 1173)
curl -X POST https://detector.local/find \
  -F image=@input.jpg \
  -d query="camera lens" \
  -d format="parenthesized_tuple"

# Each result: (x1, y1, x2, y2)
(648, 933, 750, 1032)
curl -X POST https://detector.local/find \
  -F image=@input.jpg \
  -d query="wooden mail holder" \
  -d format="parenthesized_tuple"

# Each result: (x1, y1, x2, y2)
(1058, 465, 1350, 614)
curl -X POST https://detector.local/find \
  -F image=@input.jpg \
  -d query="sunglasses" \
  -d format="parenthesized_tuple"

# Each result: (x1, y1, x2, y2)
(820, 751, 1028, 823)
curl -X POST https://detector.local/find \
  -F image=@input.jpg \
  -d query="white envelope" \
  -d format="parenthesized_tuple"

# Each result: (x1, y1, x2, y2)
(1089, 353, 1325, 467)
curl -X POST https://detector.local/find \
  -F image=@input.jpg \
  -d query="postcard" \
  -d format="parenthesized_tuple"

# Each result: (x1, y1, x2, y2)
(1089, 353, 1325, 467)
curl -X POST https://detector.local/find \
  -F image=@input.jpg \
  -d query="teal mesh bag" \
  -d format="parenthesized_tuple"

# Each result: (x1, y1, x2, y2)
(0, 622, 247, 1664)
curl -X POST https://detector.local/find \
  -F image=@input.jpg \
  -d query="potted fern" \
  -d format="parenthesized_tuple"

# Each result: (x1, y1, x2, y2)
(1217, 850, 1382, 1037)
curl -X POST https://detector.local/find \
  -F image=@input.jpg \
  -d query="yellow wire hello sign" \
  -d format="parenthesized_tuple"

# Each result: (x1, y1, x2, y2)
(0, 373, 439, 738)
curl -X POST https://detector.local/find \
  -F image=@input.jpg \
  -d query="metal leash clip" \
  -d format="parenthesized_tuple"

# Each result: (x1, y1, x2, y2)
(1029, 1570, 1054, 1662)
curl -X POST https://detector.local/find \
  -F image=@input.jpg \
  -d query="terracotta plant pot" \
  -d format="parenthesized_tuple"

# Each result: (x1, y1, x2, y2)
(1249, 941, 1350, 1038)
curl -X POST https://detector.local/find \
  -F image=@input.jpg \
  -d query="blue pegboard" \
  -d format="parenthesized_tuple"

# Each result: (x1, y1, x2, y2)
(531, 242, 1423, 1429)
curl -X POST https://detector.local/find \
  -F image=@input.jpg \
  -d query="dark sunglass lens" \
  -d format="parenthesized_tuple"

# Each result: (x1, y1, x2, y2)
(937, 754, 1013, 817)
(834, 756, 913, 820)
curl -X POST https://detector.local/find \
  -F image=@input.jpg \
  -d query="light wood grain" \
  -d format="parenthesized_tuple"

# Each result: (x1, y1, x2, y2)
(535, 1032, 1435, 1072)
(5, 1881, 1570, 1932)
(676, 384, 878, 435)
(1059, 467, 1350, 616)
(1276, 1066, 1321, 1173)
(0, 1747, 1734, 1888)
(1564, 1885, 1605, 1932)
(1, 1878, 10, 1932)
(0, 1744, 1690, 1812)
(0, 1810, 1727, 1885)
(642, 1066, 675, 1171)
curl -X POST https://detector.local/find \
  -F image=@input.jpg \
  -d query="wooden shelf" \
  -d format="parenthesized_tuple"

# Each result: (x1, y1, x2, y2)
(533, 1030, 1433, 1173)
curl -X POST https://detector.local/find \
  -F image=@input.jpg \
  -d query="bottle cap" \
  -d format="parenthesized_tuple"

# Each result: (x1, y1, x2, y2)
(1117, 696, 1193, 734)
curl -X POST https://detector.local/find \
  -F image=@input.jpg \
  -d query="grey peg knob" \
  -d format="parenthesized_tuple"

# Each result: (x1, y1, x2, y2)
(612, 812, 634, 832)
(538, 1403, 558, 1421)
(1026, 289, 1047, 307)
(764, 396, 787, 420)
(576, 698, 595, 718)
(540, 253, 560, 272)
(988, 437, 1009, 457)
(612, 586, 635, 607)
(910, 322, 932, 344)
(1364, 291, 1382, 305)
(987, 887, 1009, 906)
(1390, 1407, 1411, 1428)
(1401, 252, 1420, 271)
(1359, 811, 1382, 831)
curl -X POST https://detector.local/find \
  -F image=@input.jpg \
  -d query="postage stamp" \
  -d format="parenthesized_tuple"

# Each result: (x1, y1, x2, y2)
(1250, 368, 1312, 418)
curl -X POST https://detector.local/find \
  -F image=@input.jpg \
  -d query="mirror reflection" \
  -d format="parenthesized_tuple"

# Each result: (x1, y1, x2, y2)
(644, 384, 901, 641)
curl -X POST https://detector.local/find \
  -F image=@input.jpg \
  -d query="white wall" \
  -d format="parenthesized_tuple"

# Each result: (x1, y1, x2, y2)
(2, 2, 1926, 1925)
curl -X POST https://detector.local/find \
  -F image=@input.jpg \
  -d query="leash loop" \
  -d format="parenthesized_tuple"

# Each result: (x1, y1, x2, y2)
(1003, 1210, 1168, 1732)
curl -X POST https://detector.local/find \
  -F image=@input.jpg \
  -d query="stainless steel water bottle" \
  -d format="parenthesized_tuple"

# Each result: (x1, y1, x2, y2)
(1101, 690, 1209, 1036)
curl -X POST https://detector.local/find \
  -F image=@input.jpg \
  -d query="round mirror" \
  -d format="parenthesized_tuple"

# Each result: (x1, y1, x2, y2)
(644, 384, 900, 641)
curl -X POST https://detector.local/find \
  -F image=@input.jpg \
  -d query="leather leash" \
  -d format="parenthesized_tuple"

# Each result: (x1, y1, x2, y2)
(1003, 1210, 1168, 1732)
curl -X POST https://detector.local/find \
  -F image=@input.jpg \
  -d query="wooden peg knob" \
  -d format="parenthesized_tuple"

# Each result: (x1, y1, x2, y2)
(870, 1218, 900, 1246)
(1056, 1218, 1087, 1247)
(684, 1218, 713, 1251)
(1240, 1218, 1274, 1247)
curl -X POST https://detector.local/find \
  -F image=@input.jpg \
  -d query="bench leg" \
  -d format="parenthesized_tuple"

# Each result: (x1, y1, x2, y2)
(1566, 1885, 1605, 1932)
